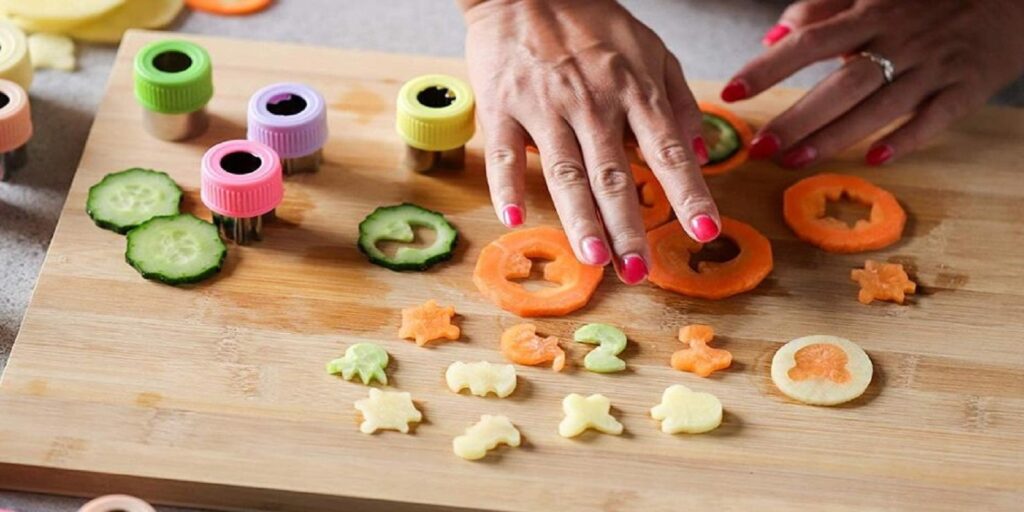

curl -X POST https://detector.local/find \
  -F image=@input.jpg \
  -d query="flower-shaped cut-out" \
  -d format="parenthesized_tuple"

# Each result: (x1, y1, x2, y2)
(850, 260, 916, 304)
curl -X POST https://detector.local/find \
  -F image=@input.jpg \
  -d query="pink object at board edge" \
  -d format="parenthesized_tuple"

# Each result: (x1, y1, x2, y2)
(78, 494, 156, 512)
(0, 79, 32, 153)
(246, 82, 328, 159)
(200, 139, 284, 218)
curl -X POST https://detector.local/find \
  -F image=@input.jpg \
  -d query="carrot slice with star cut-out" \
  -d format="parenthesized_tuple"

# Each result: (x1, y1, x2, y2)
(784, 173, 906, 253)
(473, 226, 604, 317)
(699, 102, 753, 176)
(647, 216, 773, 300)
(398, 299, 460, 346)
(851, 260, 917, 304)
(671, 324, 732, 377)
(632, 163, 672, 231)
(500, 323, 566, 371)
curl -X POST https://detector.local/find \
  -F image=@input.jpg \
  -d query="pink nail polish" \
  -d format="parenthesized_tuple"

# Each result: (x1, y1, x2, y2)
(581, 237, 611, 266)
(866, 144, 894, 166)
(761, 23, 792, 46)
(690, 215, 720, 243)
(693, 136, 709, 164)
(748, 132, 781, 159)
(501, 204, 523, 228)
(720, 79, 749, 103)
(621, 254, 648, 285)
(782, 145, 818, 169)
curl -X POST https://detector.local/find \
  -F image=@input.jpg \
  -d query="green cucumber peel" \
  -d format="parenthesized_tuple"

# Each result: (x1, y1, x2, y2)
(574, 323, 628, 373)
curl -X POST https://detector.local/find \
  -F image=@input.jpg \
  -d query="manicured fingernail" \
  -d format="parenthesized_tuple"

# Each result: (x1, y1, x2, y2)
(693, 136, 709, 164)
(690, 214, 720, 243)
(721, 79, 749, 103)
(621, 254, 648, 285)
(782, 145, 818, 169)
(866, 144, 894, 166)
(581, 237, 611, 266)
(749, 132, 781, 159)
(501, 204, 523, 228)
(761, 23, 792, 46)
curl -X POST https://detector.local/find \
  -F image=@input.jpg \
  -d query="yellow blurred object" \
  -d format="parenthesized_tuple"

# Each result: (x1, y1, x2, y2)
(28, 33, 75, 71)
(0, 19, 31, 88)
(0, 0, 125, 32)
(69, 0, 184, 43)
(395, 74, 475, 152)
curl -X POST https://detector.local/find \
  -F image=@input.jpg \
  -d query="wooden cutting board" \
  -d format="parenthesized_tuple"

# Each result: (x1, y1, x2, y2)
(1, 30, 1022, 512)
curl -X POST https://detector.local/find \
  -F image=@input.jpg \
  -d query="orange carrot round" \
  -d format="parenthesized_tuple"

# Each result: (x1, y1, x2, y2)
(631, 163, 672, 231)
(186, 0, 272, 15)
(671, 324, 732, 377)
(647, 217, 773, 299)
(784, 173, 905, 253)
(698, 102, 753, 176)
(500, 323, 566, 371)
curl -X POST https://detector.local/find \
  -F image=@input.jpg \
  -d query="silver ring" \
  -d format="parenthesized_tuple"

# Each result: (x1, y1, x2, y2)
(859, 51, 895, 84)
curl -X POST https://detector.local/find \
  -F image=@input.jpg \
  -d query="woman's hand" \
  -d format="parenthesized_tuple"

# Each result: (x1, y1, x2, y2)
(462, 0, 720, 285)
(725, 0, 1024, 167)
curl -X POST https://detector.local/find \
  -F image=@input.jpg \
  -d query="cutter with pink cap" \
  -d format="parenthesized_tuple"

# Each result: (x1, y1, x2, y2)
(0, 78, 32, 182)
(201, 139, 284, 245)
(247, 82, 328, 175)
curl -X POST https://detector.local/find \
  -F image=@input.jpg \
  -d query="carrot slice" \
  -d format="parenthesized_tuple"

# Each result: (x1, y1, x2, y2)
(784, 173, 905, 253)
(632, 163, 672, 230)
(186, 0, 272, 15)
(647, 217, 773, 299)
(473, 226, 604, 317)
(500, 323, 566, 371)
(850, 260, 916, 304)
(671, 324, 732, 377)
(398, 299, 460, 346)
(699, 102, 753, 177)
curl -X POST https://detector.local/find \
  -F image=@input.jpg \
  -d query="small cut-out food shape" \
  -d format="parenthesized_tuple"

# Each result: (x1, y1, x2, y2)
(771, 335, 873, 406)
(573, 323, 628, 373)
(452, 415, 522, 460)
(784, 173, 905, 253)
(650, 384, 723, 434)
(445, 361, 517, 398)
(631, 163, 672, 230)
(327, 342, 389, 385)
(671, 324, 732, 377)
(558, 393, 623, 438)
(398, 299, 460, 346)
(500, 323, 566, 371)
(354, 388, 423, 434)
(648, 217, 773, 299)
(698, 102, 753, 176)
(851, 260, 916, 304)
(473, 226, 604, 317)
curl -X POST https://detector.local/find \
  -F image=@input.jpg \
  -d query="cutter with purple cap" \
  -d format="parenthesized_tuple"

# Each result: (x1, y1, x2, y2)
(247, 82, 328, 175)
(201, 140, 284, 245)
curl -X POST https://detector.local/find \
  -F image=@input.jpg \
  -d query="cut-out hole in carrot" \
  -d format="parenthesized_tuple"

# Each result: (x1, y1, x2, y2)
(631, 163, 672, 230)
(784, 173, 905, 253)
(698, 102, 753, 176)
(850, 259, 917, 304)
(648, 217, 773, 299)
(500, 323, 566, 371)
(398, 299, 460, 346)
(474, 226, 603, 317)
(671, 324, 732, 377)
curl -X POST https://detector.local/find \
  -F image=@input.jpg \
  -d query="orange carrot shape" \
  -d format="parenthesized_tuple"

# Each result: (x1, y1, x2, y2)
(671, 325, 732, 377)
(631, 163, 672, 231)
(500, 323, 566, 371)
(850, 260, 917, 304)
(398, 299, 460, 346)
(698, 102, 753, 176)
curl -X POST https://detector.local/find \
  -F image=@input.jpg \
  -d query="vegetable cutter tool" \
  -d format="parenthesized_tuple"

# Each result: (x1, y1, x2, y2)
(0, 79, 32, 182)
(395, 74, 475, 173)
(247, 82, 329, 175)
(134, 39, 214, 141)
(201, 139, 284, 245)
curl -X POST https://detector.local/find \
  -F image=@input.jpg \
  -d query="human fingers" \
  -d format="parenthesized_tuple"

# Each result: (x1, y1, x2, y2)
(866, 84, 979, 166)
(763, 0, 856, 46)
(480, 111, 529, 227)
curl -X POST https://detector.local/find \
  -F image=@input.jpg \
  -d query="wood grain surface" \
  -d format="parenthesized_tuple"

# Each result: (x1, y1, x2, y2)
(0, 30, 1022, 512)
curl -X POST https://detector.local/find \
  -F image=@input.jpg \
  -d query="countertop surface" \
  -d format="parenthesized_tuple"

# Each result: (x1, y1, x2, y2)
(0, 1, 1020, 511)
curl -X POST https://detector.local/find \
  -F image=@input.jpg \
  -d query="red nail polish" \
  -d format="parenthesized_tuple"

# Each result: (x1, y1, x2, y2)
(720, 79, 749, 103)
(693, 136, 709, 164)
(501, 205, 523, 227)
(581, 237, 611, 266)
(761, 23, 792, 46)
(866, 144, 894, 166)
(690, 214, 720, 243)
(749, 132, 781, 159)
(621, 254, 648, 285)
(782, 145, 818, 169)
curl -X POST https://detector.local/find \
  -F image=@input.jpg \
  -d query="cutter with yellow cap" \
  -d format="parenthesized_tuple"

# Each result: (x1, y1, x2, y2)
(0, 79, 32, 182)
(134, 39, 214, 141)
(396, 74, 475, 172)
(0, 21, 32, 91)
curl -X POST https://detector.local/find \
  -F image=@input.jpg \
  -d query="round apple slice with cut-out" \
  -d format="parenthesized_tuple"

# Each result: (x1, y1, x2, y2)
(771, 335, 873, 406)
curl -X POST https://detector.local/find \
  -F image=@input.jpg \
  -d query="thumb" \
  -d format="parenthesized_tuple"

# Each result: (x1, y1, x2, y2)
(762, 0, 855, 46)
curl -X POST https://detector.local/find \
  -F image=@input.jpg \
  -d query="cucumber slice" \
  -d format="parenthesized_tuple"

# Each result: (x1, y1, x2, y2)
(702, 113, 741, 165)
(87, 168, 182, 234)
(358, 203, 458, 271)
(125, 214, 226, 285)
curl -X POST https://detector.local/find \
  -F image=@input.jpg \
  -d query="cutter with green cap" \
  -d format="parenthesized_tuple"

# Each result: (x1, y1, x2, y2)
(395, 74, 475, 173)
(134, 39, 214, 141)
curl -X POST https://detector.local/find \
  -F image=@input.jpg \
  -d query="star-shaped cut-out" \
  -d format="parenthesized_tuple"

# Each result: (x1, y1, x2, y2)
(452, 415, 521, 460)
(445, 361, 517, 398)
(354, 388, 422, 434)
(327, 342, 389, 385)
(558, 393, 623, 438)
(398, 299, 460, 346)
(850, 260, 916, 304)
(650, 384, 723, 434)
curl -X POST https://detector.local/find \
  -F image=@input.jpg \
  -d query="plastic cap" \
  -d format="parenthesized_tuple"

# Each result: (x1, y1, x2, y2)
(247, 82, 328, 159)
(395, 74, 475, 152)
(134, 39, 213, 115)
(201, 140, 283, 218)
(0, 79, 32, 153)
(0, 21, 32, 91)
